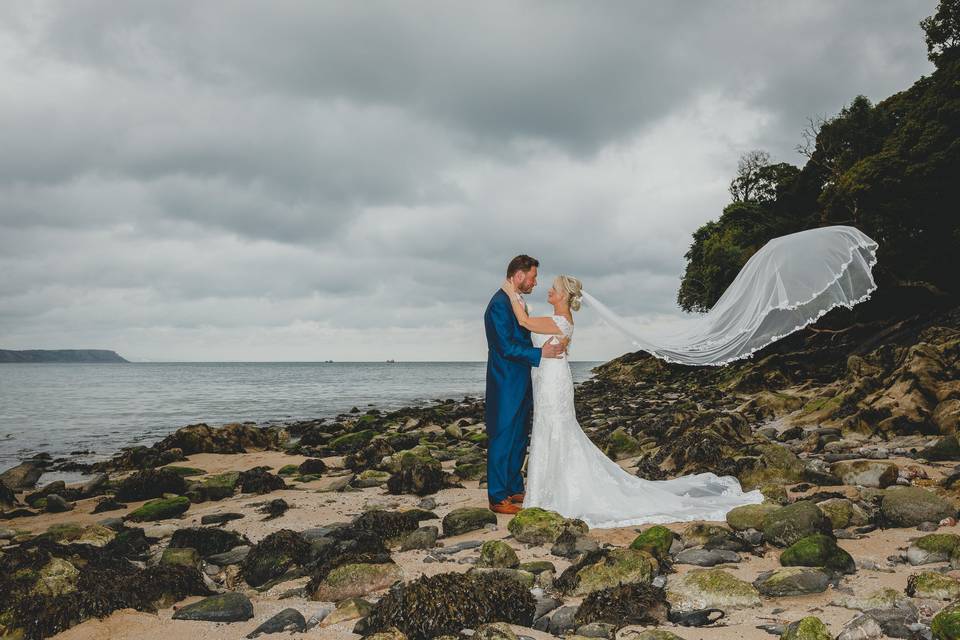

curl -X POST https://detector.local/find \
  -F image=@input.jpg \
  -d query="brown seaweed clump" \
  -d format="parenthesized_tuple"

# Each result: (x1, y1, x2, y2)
(239, 529, 312, 587)
(238, 466, 287, 494)
(115, 467, 188, 501)
(168, 527, 249, 557)
(0, 538, 210, 640)
(355, 571, 536, 639)
(352, 509, 421, 543)
(574, 582, 671, 629)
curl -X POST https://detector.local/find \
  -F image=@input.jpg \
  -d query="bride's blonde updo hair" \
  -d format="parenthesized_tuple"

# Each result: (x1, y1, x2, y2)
(555, 275, 583, 312)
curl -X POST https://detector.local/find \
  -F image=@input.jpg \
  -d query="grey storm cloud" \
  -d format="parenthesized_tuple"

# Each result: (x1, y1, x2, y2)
(0, 1, 936, 361)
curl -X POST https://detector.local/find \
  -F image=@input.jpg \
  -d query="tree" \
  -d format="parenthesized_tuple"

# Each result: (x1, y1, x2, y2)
(921, 0, 960, 65)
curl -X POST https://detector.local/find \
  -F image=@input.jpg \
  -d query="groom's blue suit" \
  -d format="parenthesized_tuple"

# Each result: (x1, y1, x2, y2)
(484, 289, 542, 504)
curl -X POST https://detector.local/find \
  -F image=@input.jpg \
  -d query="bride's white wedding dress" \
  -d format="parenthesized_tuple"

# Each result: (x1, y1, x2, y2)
(523, 315, 764, 528)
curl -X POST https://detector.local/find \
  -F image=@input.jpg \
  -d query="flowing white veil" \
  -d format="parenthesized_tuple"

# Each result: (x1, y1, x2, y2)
(582, 225, 879, 366)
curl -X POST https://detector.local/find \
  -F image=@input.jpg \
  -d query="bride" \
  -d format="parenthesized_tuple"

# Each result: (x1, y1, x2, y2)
(500, 275, 765, 528)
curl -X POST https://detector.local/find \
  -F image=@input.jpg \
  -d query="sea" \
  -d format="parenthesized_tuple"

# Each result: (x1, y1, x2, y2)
(0, 361, 600, 475)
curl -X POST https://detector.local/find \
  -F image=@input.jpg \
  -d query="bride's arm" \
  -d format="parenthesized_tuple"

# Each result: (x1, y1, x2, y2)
(501, 281, 562, 335)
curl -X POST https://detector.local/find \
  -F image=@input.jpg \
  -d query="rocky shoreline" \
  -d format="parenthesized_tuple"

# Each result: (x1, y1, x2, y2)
(2, 302, 960, 640)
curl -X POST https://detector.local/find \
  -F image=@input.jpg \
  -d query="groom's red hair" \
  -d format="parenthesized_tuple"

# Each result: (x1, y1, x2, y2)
(507, 255, 539, 277)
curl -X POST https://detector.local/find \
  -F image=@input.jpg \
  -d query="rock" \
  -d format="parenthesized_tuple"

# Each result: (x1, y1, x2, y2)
(386, 449, 444, 496)
(816, 498, 870, 529)
(33, 557, 80, 596)
(674, 548, 741, 566)
(45, 522, 115, 547)
(679, 522, 735, 548)
(779, 533, 856, 574)
(726, 503, 781, 531)
(320, 597, 371, 627)
(116, 468, 189, 501)
(739, 443, 806, 490)
(400, 526, 439, 550)
(354, 469, 391, 487)
(753, 567, 830, 596)
(208, 545, 251, 566)
(309, 562, 403, 601)
(932, 600, 960, 640)
(522, 560, 556, 575)
(762, 500, 831, 547)
(238, 467, 286, 494)
(605, 428, 642, 460)
(836, 613, 884, 640)
(169, 527, 248, 557)
(508, 507, 588, 545)
(478, 540, 520, 568)
(0, 526, 15, 539)
(881, 487, 956, 527)
(665, 568, 761, 611)
(575, 622, 617, 639)
(574, 582, 670, 628)
(570, 548, 658, 596)
(200, 512, 245, 525)
(905, 571, 960, 600)
(830, 460, 899, 488)
(44, 494, 72, 513)
(830, 587, 912, 611)
(552, 528, 600, 558)
(0, 479, 16, 509)
(468, 567, 535, 587)
(907, 533, 960, 565)
(534, 595, 562, 619)
(246, 608, 307, 638)
(199, 472, 240, 500)
(92, 497, 126, 513)
(629, 525, 674, 561)
(781, 616, 832, 640)
(475, 622, 518, 640)
(258, 498, 289, 519)
(161, 547, 202, 570)
(355, 571, 535, 638)
(156, 422, 284, 455)
(241, 529, 313, 587)
(0, 461, 43, 489)
(298, 458, 328, 475)
(172, 592, 254, 622)
(922, 435, 960, 461)
(442, 507, 497, 536)
(126, 495, 191, 521)
(548, 605, 580, 635)
(615, 631, 684, 640)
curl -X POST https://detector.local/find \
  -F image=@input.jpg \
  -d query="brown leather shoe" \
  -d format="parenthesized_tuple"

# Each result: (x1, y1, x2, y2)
(489, 498, 522, 515)
(508, 492, 525, 504)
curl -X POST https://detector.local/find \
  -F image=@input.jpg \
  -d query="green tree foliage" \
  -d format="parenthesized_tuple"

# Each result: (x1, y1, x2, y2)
(677, 1, 960, 313)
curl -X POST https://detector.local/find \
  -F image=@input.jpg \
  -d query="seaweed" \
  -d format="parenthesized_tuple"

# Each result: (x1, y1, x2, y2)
(574, 582, 671, 628)
(115, 468, 188, 501)
(169, 527, 249, 557)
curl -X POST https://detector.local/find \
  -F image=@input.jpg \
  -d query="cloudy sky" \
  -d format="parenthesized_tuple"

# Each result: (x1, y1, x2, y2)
(0, 1, 936, 362)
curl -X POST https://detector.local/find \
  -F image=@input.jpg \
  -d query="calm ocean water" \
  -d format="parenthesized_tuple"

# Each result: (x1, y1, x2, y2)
(0, 361, 599, 469)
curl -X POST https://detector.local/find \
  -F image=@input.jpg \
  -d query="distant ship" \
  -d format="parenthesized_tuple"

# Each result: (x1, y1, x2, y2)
(323, 359, 334, 363)
(386, 359, 397, 363)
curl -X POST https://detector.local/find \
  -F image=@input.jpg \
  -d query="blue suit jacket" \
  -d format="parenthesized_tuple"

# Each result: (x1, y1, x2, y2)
(484, 289, 541, 435)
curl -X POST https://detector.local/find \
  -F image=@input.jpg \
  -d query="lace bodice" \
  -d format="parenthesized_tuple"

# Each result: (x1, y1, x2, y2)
(531, 314, 573, 348)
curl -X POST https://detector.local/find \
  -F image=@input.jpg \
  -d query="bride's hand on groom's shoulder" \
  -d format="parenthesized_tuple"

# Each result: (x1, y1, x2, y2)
(501, 279, 516, 296)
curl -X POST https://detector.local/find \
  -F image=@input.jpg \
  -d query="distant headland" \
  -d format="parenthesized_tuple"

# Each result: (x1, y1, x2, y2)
(0, 349, 129, 363)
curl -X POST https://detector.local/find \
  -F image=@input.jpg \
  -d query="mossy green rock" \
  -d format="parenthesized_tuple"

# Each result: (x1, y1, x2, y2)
(478, 540, 519, 568)
(604, 428, 642, 460)
(329, 429, 377, 452)
(571, 548, 657, 596)
(453, 461, 486, 480)
(32, 558, 80, 597)
(816, 498, 869, 529)
(762, 500, 829, 547)
(507, 507, 588, 545)
(830, 587, 911, 611)
(881, 487, 957, 527)
(629, 525, 674, 560)
(616, 631, 684, 640)
(201, 472, 239, 500)
(354, 469, 391, 487)
(779, 533, 855, 574)
(163, 466, 206, 477)
(739, 444, 805, 491)
(442, 507, 497, 536)
(161, 547, 201, 570)
(468, 567, 536, 588)
(127, 495, 190, 522)
(726, 503, 781, 531)
(519, 560, 556, 574)
(906, 571, 960, 600)
(753, 567, 830, 597)
(760, 484, 789, 505)
(277, 464, 299, 476)
(909, 533, 960, 565)
(781, 616, 832, 640)
(310, 562, 403, 601)
(932, 600, 960, 640)
(171, 592, 254, 622)
(666, 568, 761, 610)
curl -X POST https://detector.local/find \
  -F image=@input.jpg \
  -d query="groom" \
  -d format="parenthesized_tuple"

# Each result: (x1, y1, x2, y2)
(484, 255, 565, 514)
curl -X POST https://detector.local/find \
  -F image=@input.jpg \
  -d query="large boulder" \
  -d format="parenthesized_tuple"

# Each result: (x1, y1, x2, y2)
(816, 498, 870, 529)
(386, 449, 444, 496)
(666, 568, 761, 611)
(508, 507, 588, 545)
(157, 422, 285, 455)
(881, 487, 956, 527)
(478, 540, 520, 568)
(116, 468, 188, 501)
(240, 529, 313, 587)
(753, 567, 831, 597)
(309, 562, 403, 601)
(829, 460, 898, 488)
(907, 533, 960, 565)
(629, 525, 674, 561)
(906, 571, 960, 600)
(0, 461, 43, 489)
(738, 443, 805, 491)
(726, 503, 781, 531)
(126, 496, 190, 522)
(568, 548, 658, 596)
(762, 500, 831, 547)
